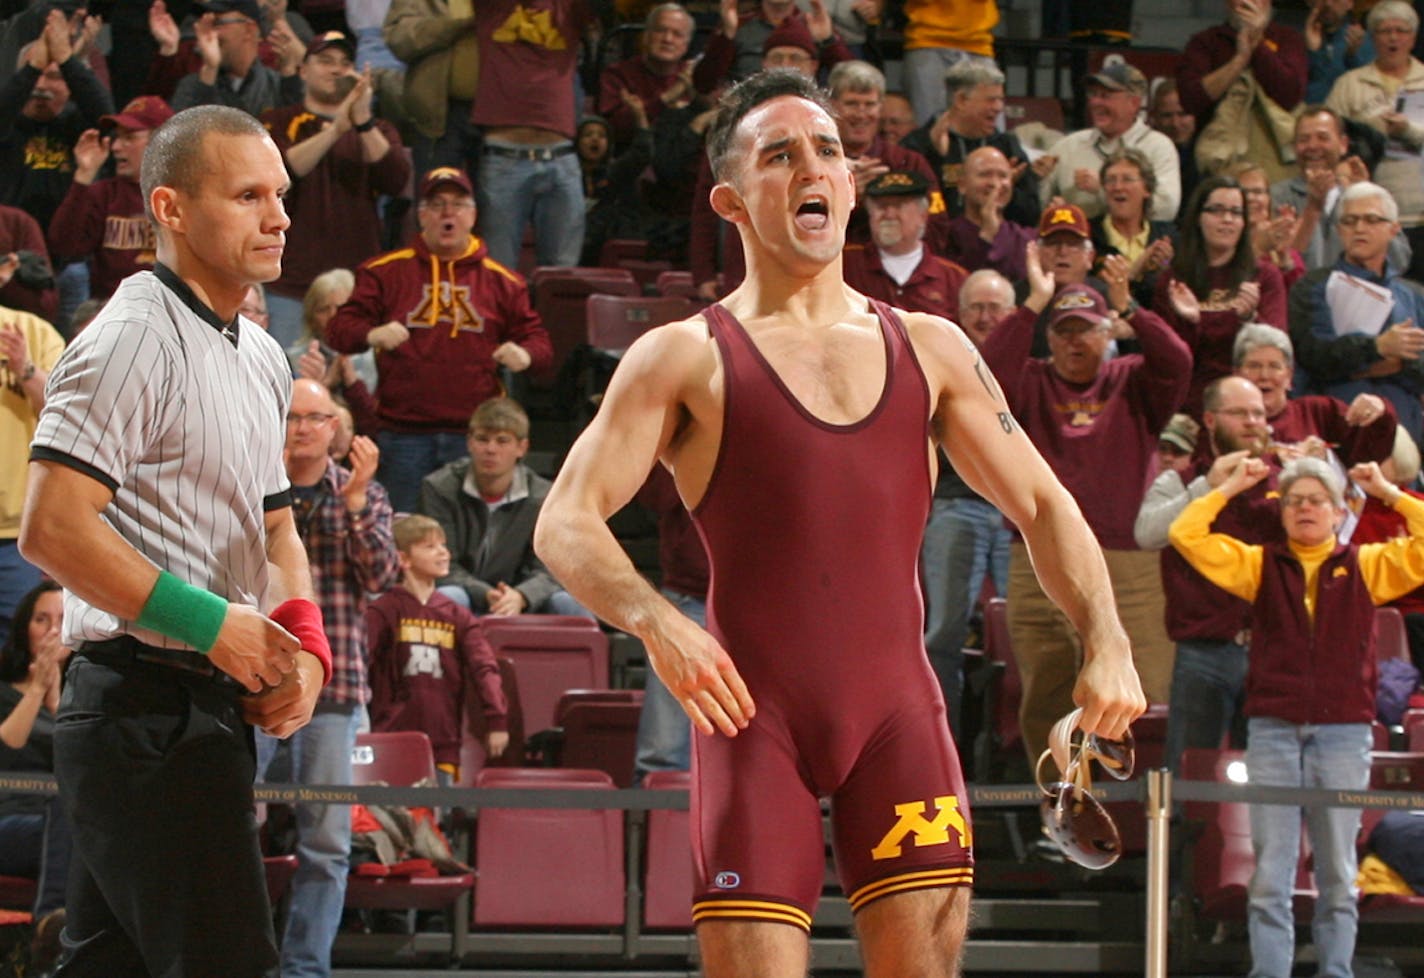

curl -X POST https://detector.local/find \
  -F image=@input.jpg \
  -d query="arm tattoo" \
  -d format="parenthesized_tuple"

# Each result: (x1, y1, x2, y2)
(971, 353, 1017, 434)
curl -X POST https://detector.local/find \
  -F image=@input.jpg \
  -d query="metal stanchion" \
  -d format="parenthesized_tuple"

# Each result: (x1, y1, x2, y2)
(1144, 768, 1171, 978)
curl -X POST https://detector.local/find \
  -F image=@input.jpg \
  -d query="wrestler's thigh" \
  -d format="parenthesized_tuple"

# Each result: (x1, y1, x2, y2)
(857, 885, 970, 978)
(692, 719, 826, 926)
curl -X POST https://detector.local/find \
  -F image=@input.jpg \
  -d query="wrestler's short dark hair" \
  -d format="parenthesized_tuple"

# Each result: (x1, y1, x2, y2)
(141, 105, 269, 221)
(705, 69, 834, 183)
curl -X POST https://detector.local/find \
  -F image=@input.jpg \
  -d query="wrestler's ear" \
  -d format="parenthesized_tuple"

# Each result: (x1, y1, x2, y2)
(710, 181, 747, 225)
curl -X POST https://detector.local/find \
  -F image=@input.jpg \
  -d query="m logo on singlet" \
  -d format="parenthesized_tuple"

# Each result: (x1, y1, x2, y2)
(870, 795, 971, 860)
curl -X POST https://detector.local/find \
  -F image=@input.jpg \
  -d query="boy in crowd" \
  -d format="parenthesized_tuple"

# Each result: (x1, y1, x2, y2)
(366, 515, 509, 782)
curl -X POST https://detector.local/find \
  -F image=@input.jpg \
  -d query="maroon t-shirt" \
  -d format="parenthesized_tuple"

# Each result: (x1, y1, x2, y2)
(470, 0, 591, 138)
(1267, 394, 1395, 465)
(48, 177, 153, 300)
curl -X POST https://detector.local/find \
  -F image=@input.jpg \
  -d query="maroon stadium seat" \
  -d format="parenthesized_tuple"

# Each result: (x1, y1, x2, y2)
(1374, 607, 1410, 662)
(586, 294, 694, 353)
(1358, 751, 1424, 921)
(481, 623, 610, 736)
(556, 692, 644, 787)
(458, 656, 527, 783)
(642, 769, 693, 930)
(529, 267, 639, 380)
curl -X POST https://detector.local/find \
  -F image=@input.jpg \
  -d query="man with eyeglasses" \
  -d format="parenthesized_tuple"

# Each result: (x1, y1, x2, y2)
(598, 3, 711, 149)
(258, 30, 410, 348)
(983, 267, 1190, 766)
(326, 166, 552, 512)
(1289, 180, 1424, 444)
(170, 0, 304, 116)
(1170, 453, 1424, 978)
(266, 377, 399, 978)
(1136, 375, 1280, 774)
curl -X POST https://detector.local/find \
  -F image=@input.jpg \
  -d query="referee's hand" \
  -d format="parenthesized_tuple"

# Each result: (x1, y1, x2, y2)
(208, 605, 299, 693)
(243, 652, 325, 738)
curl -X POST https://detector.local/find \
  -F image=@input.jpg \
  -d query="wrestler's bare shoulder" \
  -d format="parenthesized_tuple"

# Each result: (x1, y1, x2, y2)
(894, 307, 981, 380)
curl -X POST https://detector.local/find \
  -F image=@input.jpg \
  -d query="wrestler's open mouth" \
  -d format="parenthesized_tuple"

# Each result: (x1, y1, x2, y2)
(795, 197, 829, 231)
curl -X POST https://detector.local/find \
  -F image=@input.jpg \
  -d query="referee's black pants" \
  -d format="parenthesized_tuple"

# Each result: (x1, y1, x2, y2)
(52, 646, 279, 978)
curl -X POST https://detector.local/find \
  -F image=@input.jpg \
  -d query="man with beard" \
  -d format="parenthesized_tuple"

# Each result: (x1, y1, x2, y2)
(841, 170, 966, 317)
(0, 8, 112, 230)
(260, 31, 409, 347)
(48, 96, 173, 302)
(1134, 375, 1280, 771)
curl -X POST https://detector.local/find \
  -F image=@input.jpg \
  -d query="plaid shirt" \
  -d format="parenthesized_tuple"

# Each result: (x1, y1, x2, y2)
(292, 459, 401, 705)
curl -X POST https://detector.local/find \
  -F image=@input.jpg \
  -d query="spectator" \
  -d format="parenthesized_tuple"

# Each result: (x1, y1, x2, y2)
(1351, 426, 1424, 674)
(1135, 375, 1279, 773)
(631, 465, 707, 783)
(366, 514, 509, 780)
(258, 377, 399, 978)
(942, 146, 1035, 280)
(1227, 159, 1304, 288)
(900, 0, 999, 124)
(0, 9, 113, 230)
(469, 0, 594, 271)
(1038, 60, 1181, 222)
(240, 282, 270, 329)
(0, 581, 71, 935)
(920, 268, 1016, 742)
(1324, 1, 1424, 280)
(1305, 0, 1374, 102)
(1089, 148, 1177, 309)
(691, 0, 852, 89)
(1156, 412, 1200, 477)
(1013, 203, 1111, 359)
(1177, 0, 1306, 182)
(598, 3, 706, 149)
(48, 96, 173, 303)
(1289, 181, 1424, 444)
(260, 30, 410, 348)
(381, 0, 480, 178)
(1234, 322, 1398, 462)
(0, 302, 63, 647)
(983, 270, 1190, 764)
(324, 167, 552, 512)
(901, 59, 1041, 227)
(879, 90, 915, 144)
(844, 171, 967, 324)
(293, 268, 380, 436)
(1149, 78, 1200, 203)
(0, 205, 57, 323)
(578, 106, 655, 267)
(1268, 106, 1409, 271)
(1168, 455, 1424, 978)
(1151, 175, 1288, 417)
(171, 0, 304, 115)
(65, 295, 103, 336)
(419, 397, 587, 617)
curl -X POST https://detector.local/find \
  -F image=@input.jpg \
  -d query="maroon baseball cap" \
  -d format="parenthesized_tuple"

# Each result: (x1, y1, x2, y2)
(762, 16, 817, 58)
(306, 29, 355, 60)
(1037, 202, 1091, 239)
(420, 166, 473, 198)
(99, 96, 174, 132)
(1047, 284, 1111, 331)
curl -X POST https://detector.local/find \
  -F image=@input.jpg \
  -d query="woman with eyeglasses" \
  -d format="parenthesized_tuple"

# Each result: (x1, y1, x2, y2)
(1151, 175, 1288, 418)
(1089, 149, 1177, 310)
(1169, 455, 1424, 978)
(0, 581, 72, 947)
(1325, 0, 1424, 278)
(1224, 160, 1306, 290)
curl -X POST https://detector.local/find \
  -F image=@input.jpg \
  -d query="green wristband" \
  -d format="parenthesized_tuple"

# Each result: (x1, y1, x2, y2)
(136, 571, 229, 653)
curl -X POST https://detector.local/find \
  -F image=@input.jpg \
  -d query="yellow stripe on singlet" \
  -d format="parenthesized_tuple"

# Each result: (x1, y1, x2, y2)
(847, 867, 974, 912)
(691, 899, 814, 931)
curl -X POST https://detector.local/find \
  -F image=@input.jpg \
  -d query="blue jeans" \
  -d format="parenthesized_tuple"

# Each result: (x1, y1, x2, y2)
(256, 702, 363, 978)
(436, 583, 593, 617)
(1246, 717, 1371, 978)
(0, 539, 43, 649)
(1165, 638, 1249, 774)
(476, 146, 584, 270)
(375, 430, 468, 515)
(633, 588, 705, 783)
(920, 496, 1010, 742)
(902, 48, 997, 131)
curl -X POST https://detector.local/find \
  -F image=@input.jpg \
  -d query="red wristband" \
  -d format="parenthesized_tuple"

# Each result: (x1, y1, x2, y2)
(271, 598, 332, 688)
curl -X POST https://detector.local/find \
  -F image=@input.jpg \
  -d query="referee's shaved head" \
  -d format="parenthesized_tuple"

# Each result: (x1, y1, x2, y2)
(141, 105, 269, 221)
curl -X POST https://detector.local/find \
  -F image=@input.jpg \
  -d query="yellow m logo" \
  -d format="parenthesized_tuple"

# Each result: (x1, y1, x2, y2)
(870, 795, 971, 860)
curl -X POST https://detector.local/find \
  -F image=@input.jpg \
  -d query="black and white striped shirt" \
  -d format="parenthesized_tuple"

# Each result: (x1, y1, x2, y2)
(31, 265, 294, 650)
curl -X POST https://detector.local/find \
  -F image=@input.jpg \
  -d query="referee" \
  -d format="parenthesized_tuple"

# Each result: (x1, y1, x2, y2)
(19, 106, 332, 977)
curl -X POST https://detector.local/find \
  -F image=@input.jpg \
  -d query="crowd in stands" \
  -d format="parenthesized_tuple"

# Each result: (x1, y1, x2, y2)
(8, 0, 1424, 972)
